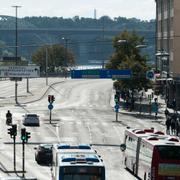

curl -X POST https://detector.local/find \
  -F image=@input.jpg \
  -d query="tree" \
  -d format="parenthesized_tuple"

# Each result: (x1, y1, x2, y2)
(32, 44, 75, 73)
(106, 30, 152, 92)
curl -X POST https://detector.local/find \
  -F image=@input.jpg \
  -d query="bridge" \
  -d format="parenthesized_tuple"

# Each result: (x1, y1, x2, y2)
(0, 28, 155, 65)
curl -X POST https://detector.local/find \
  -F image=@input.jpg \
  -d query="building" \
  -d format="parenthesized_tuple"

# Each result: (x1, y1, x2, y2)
(155, 0, 180, 110)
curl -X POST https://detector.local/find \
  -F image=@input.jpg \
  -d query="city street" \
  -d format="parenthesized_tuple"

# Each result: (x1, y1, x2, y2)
(0, 78, 166, 179)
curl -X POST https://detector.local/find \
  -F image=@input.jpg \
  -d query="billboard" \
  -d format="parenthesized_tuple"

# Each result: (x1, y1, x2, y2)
(0, 66, 40, 78)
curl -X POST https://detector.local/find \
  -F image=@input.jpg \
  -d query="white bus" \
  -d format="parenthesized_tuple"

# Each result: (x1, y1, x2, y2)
(120, 127, 180, 180)
(51, 144, 105, 180)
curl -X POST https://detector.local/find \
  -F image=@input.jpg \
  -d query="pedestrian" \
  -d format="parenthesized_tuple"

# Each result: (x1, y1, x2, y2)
(165, 115, 171, 135)
(175, 117, 180, 136)
(164, 109, 169, 118)
(154, 98, 158, 120)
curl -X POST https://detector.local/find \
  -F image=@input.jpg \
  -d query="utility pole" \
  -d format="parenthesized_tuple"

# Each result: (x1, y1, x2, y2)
(12, 5, 21, 104)
(45, 47, 48, 86)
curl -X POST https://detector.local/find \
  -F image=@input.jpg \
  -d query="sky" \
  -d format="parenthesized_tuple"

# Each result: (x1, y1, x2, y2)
(1, 0, 156, 21)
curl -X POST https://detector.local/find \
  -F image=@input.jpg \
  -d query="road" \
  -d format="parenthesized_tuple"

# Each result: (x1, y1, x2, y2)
(0, 78, 166, 179)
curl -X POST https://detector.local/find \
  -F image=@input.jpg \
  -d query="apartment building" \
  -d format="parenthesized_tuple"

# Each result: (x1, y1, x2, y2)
(155, 0, 180, 109)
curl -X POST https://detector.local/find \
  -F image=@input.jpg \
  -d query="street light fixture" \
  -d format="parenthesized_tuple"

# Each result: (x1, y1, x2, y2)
(12, 5, 21, 104)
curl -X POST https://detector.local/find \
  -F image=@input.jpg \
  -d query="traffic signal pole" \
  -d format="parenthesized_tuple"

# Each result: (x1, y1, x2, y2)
(13, 135, 16, 171)
(22, 139, 25, 178)
(49, 109, 52, 124)
(48, 95, 55, 124)
(116, 111, 118, 122)
(7, 124, 17, 172)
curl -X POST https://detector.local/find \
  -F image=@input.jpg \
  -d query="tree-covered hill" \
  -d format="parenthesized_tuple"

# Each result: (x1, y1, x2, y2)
(0, 15, 155, 30)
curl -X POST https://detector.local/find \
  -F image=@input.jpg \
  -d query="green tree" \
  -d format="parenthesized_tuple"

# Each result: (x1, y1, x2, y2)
(32, 44, 75, 73)
(106, 30, 152, 92)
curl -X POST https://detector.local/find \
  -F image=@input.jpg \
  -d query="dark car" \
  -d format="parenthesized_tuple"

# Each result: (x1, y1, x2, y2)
(34, 144, 52, 165)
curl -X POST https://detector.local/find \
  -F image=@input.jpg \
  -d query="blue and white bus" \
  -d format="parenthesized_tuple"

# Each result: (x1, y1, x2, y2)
(51, 144, 105, 180)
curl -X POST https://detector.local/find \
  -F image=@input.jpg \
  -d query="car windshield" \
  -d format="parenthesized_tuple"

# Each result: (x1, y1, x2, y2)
(40, 144, 52, 150)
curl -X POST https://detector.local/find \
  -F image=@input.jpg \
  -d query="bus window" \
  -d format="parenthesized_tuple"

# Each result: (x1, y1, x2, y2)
(157, 146, 180, 160)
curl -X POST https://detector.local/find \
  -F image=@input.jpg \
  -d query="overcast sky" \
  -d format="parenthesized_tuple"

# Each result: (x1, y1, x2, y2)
(1, 0, 155, 21)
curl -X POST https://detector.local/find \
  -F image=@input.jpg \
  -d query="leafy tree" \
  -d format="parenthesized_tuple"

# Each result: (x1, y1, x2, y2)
(106, 30, 152, 92)
(32, 44, 75, 73)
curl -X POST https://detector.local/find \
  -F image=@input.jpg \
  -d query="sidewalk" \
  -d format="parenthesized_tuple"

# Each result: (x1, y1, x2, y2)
(112, 89, 167, 123)
(0, 77, 66, 105)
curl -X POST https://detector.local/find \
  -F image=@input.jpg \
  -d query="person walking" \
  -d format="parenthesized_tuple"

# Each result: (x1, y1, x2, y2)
(175, 117, 180, 137)
(164, 109, 169, 119)
(165, 115, 171, 135)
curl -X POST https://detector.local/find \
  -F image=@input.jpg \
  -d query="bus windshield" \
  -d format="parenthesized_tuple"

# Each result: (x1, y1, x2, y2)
(60, 166, 104, 180)
(62, 174, 101, 180)
(157, 145, 180, 160)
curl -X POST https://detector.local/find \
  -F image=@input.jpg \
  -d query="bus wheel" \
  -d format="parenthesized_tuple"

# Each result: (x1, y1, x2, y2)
(144, 172, 146, 180)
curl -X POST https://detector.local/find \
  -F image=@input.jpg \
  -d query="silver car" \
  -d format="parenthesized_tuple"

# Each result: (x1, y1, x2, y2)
(23, 114, 40, 126)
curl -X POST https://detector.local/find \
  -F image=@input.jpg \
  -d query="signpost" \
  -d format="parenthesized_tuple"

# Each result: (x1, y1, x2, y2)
(48, 95, 55, 124)
(0, 65, 40, 78)
(71, 69, 132, 79)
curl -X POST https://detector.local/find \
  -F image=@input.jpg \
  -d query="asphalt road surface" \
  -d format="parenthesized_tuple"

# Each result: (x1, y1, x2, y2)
(0, 78, 166, 179)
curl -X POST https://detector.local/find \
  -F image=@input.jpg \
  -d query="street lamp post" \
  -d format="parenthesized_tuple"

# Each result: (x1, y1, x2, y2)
(45, 46, 48, 85)
(62, 37, 70, 78)
(12, 5, 21, 104)
(62, 37, 69, 67)
(155, 50, 170, 107)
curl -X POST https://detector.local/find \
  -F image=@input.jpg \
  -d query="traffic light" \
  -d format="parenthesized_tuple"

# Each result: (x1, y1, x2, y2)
(52, 95, 55, 102)
(25, 131, 31, 142)
(21, 128, 26, 141)
(48, 95, 51, 103)
(8, 127, 13, 138)
(12, 124, 17, 136)
(7, 124, 17, 138)
(48, 95, 55, 103)
(114, 94, 120, 103)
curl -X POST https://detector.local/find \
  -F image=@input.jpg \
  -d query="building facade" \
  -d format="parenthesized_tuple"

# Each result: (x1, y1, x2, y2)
(155, 0, 180, 109)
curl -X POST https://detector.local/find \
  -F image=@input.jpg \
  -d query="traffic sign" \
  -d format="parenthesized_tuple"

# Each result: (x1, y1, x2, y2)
(0, 66, 40, 78)
(48, 104, 54, 110)
(146, 70, 154, 79)
(71, 69, 132, 79)
(114, 104, 120, 112)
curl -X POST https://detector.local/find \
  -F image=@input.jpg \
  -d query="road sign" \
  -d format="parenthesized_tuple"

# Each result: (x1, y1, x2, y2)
(146, 70, 154, 79)
(0, 66, 40, 78)
(114, 104, 120, 112)
(48, 104, 54, 110)
(71, 69, 132, 79)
